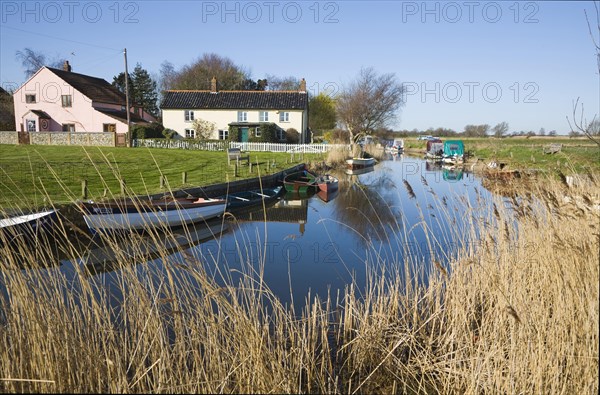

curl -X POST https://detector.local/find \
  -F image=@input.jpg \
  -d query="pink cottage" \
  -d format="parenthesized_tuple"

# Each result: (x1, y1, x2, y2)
(13, 61, 155, 134)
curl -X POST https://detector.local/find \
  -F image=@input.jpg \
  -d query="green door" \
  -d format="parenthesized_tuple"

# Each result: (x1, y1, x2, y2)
(241, 127, 249, 142)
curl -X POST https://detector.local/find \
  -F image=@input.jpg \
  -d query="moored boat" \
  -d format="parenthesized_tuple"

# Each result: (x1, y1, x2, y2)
(218, 186, 283, 212)
(283, 170, 318, 194)
(346, 157, 376, 170)
(442, 140, 465, 164)
(424, 139, 444, 160)
(0, 209, 59, 243)
(80, 196, 226, 235)
(315, 174, 339, 193)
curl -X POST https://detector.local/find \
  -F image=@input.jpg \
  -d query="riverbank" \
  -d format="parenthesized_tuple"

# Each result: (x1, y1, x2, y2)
(1, 166, 597, 393)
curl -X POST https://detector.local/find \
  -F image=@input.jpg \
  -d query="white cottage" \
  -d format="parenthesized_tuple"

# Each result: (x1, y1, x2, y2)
(161, 77, 309, 143)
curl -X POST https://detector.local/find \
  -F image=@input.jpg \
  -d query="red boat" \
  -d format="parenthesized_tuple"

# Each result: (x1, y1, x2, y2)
(315, 174, 339, 193)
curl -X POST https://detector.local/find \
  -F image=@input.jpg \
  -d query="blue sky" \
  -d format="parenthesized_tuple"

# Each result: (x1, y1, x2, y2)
(1, 0, 598, 134)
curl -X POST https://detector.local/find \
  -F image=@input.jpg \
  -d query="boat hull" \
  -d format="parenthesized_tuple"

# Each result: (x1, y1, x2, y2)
(81, 199, 226, 234)
(283, 170, 318, 194)
(0, 209, 59, 243)
(316, 175, 339, 193)
(346, 157, 376, 170)
(221, 186, 283, 211)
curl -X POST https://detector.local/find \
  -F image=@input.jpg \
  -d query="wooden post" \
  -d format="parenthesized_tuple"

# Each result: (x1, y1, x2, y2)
(249, 162, 253, 173)
(81, 179, 88, 199)
(182, 171, 187, 184)
(160, 175, 165, 189)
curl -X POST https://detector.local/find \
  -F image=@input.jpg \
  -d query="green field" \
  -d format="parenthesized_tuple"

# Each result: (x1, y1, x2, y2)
(405, 136, 600, 173)
(0, 145, 320, 208)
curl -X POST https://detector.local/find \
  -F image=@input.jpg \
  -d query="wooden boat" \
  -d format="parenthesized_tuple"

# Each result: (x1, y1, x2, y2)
(283, 170, 318, 194)
(218, 186, 283, 212)
(316, 188, 339, 203)
(346, 157, 376, 170)
(315, 174, 339, 193)
(0, 209, 59, 243)
(80, 196, 226, 235)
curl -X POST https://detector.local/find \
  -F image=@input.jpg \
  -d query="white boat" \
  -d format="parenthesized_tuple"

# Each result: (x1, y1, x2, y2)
(346, 157, 376, 170)
(80, 196, 226, 235)
(0, 209, 59, 243)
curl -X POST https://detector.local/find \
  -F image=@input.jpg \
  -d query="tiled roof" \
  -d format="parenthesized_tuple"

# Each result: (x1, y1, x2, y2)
(46, 67, 127, 105)
(161, 90, 308, 110)
(30, 110, 51, 118)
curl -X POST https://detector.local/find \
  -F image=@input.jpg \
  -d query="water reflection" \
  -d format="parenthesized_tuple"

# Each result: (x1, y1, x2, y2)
(1, 156, 496, 308)
(80, 219, 230, 277)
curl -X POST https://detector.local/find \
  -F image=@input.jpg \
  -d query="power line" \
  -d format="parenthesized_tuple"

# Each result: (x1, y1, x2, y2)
(0, 25, 122, 52)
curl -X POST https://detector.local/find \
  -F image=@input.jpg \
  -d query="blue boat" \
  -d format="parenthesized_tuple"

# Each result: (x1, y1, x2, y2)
(219, 186, 283, 212)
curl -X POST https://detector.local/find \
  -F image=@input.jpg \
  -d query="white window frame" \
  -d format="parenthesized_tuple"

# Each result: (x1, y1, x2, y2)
(26, 119, 36, 131)
(61, 95, 72, 107)
(62, 123, 75, 132)
(185, 128, 196, 138)
(184, 110, 195, 122)
(218, 129, 228, 140)
(254, 127, 261, 137)
(237, 111, 248, 122)
(259, 111, 269, 122)
(279, 112, 289, 122)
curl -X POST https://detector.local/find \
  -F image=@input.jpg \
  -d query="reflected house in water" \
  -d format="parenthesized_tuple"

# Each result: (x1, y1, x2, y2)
(230, 195, 310, 235)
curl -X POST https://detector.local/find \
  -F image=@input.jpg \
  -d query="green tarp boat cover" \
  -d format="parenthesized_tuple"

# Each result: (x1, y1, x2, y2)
(443, 140, 464, 157)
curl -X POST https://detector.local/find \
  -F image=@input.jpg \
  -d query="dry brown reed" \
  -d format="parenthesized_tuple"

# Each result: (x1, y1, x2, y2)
(0, 170, 598, 394)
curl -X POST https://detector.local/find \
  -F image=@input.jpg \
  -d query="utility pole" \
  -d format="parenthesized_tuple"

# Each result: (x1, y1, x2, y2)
(124, 48, 131, 147)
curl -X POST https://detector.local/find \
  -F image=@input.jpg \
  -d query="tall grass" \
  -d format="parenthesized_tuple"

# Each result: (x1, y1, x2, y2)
(0, 163, 598, 393)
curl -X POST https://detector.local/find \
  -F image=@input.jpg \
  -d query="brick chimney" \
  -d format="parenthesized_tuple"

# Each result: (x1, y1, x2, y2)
(63, 60, 71, 72)
(210, 76, 217, 93)
(299, 78, 306, 92)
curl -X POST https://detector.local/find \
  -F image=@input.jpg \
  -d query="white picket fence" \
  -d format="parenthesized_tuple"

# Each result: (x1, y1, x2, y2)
(135, 139, 349, 153)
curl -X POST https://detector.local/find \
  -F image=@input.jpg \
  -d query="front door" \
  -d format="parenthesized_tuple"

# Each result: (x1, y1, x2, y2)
(241, 127, 249, 142)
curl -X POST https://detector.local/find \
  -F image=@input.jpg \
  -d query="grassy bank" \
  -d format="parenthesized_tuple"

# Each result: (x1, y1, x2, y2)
(404, 136, 599, 174)
(0, 145, 322, 208)
(0, 172, 597, 393)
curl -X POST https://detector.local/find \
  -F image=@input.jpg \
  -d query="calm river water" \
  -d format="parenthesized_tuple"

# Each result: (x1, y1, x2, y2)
(2, 155, 498, 308)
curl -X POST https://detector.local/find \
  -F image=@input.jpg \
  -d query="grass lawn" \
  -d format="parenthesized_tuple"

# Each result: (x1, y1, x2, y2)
(0, 145, 322, 208)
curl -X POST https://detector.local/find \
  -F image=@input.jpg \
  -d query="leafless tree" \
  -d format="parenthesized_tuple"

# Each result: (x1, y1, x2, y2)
(567, 1, 600, 147)
(336, 67, 405, 144)
(15, 48, 66, 79)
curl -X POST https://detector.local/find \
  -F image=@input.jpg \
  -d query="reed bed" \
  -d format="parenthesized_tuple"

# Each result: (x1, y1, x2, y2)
(0, 167, 598, 394)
